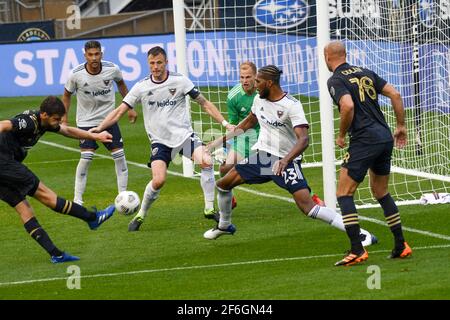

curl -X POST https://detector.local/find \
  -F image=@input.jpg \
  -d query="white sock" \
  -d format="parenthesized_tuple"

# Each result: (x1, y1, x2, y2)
(112, 149, 128, 192)
(200, 167, 215, 211)
(217, 187, 232, 229)
(307, 205, 372, 241)
(307, 205, 345, 231)
(74, 151, 94, 205)
(136, 180, 160, 219)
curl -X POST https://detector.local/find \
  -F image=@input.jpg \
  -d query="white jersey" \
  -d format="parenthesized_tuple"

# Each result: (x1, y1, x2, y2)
(123, 71, 197, 148)
(251, 93, 308, 160)
(65, 61, 123, 127)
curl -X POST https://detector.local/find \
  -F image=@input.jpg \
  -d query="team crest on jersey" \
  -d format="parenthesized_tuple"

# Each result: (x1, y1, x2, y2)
(83, 82, 89, 87)
(103, 80, 111, 86)
(18, 119, 27, 130)
(277, 110, 284, 118)
(152, 147, 159, 156)
(260, 107, 264, 111)
(169, 88, 177, 95)
(148, 91, 153, 96)
(330, 86, 335, 97)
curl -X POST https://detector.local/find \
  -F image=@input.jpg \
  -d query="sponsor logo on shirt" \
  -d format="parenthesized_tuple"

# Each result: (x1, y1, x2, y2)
(261, 114, 285, 127)
(90, 89, 111, 96)
(156, 99, 177, 108)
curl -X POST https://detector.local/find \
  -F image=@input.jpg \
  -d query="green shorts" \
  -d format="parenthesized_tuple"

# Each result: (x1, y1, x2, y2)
(229, 130, 258, 158)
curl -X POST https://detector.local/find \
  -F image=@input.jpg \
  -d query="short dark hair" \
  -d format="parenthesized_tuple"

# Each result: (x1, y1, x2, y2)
(147, 46, 167, 59)
(84, 40, 101, 51)
(40, 96, 66, 117)
(258, 65, 283, 85)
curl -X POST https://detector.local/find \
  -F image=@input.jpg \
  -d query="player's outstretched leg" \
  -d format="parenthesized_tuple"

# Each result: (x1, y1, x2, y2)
(53, 197, 114, 230)
(129, 180, 160, 231)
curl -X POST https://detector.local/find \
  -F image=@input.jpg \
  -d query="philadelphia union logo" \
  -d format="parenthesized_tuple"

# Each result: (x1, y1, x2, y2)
(253, 0, 309, 30)
(17, 28, 51, 42)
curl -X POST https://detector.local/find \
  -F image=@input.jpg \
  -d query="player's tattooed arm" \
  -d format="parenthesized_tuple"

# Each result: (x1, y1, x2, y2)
(194, 94, 235, 131)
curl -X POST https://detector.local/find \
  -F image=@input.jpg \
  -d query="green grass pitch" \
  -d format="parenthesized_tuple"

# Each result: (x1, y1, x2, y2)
(0, 95, 449, 300)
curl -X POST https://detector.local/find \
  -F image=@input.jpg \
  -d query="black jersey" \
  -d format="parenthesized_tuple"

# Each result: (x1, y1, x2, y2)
(0, 110, 60, 162)
(327, 63, 393, 144)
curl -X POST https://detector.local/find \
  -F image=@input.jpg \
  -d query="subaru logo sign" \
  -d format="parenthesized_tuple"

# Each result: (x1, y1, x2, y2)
(253, 0, 309, 30)
(419, 0, 438, 28)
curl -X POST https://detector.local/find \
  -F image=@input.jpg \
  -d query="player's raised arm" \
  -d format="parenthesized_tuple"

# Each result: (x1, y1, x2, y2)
(0, 120, 13, 133)
(194, 93, 235, 131)
(58, 124, 112, 143)
(207, 112, 258, 152)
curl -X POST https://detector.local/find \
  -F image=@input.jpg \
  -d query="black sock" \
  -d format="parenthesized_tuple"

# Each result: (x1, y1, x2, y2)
(24, 217, 63, 257)
(337, 196, 364, 254)
(378, 193, 405, 250)
(54, 197, 96, 222)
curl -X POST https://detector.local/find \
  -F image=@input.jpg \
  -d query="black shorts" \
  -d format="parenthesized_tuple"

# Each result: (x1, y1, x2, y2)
(235, 151, 309, 195)
(148, 133, 204, 168)
(342, 141, 393, 183)
(78, 123, 123, 151)
(0, 160, 40, 207)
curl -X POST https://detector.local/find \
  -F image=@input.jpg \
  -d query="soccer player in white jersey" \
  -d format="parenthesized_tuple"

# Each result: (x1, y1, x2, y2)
(204, 65, 377, 249)
(63, 40, 137, 206)
(91, 46, 235, 231)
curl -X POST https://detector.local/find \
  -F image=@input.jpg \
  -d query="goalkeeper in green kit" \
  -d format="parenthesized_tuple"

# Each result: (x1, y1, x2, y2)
(215, 61, 325, 211)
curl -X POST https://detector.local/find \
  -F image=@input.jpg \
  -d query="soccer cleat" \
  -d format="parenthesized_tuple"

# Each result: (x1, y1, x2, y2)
(204, 208, 220, 223)
(334, 249, 369, 266)
(128, 216, 144, 232)
(360, 230, 378, 247)
(204, 224, 236, 240)
(50, 252, 80, 264)
(231, 195, 237, 209)
(311, 194, 325, 206)
(87, 205, 115, 230)
(389, 242, 412, 259)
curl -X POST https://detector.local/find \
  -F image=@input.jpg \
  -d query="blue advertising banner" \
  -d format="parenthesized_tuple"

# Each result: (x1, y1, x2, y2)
(0, 32, 449, 113)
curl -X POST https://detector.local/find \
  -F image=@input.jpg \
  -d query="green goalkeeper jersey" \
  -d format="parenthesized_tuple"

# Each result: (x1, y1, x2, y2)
(226, 84, 260, 157)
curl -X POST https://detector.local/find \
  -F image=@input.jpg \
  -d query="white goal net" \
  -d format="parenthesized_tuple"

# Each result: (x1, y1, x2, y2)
(175, 0, 450, 208)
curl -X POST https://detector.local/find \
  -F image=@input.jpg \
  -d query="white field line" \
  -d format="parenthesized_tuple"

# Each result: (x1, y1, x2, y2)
(24, 159, 83, 165)
(1, 243, 450, 287)
(37, 140, 450, 242)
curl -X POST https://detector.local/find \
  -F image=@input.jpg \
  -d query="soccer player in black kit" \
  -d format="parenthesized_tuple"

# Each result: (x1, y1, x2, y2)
(324, 41, 412, 266)
(0, 96, 115, 263)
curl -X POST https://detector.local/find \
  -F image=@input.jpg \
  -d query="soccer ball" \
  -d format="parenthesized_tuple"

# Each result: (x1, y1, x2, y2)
(114, 191, 140, 215)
